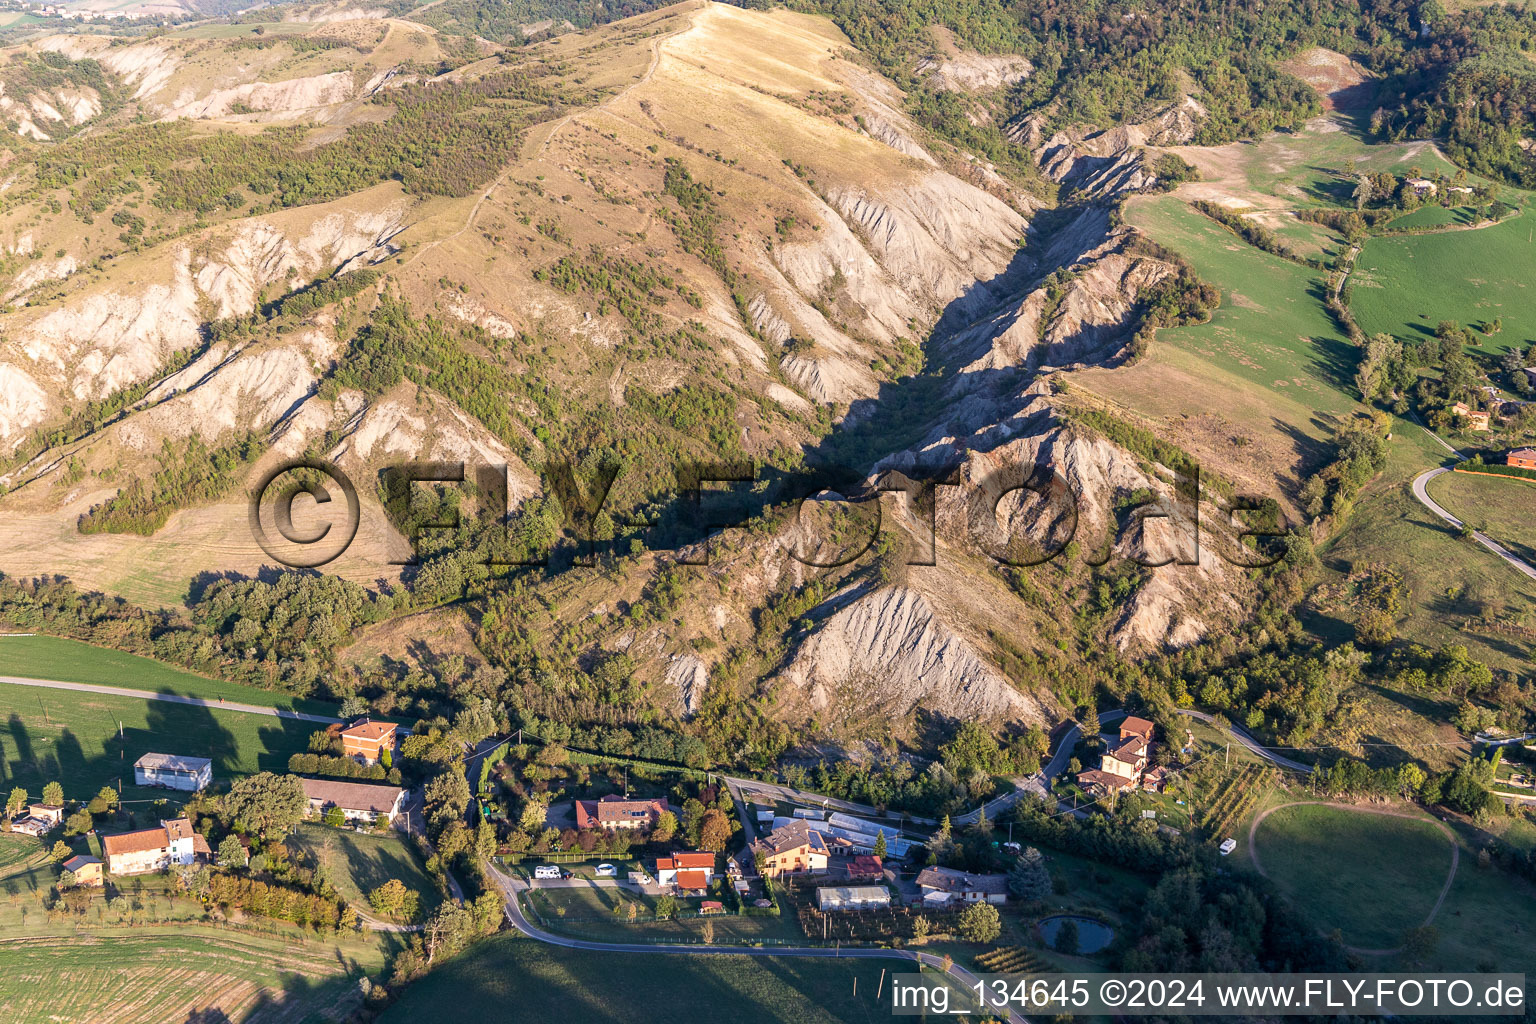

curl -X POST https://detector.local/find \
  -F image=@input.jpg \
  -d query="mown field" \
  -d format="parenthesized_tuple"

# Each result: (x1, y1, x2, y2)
(0, 681, 318, 800)
(0, 634, 340, 716)
(380, 937, 935, 1023)
(1314, 417, 1536, 678)
(1350, 210, 1534, 362)
(1426, 469, 1536, 567)
(1251, 802, 1454, 950)
(1079, 193, 1361, 509)
(0, 929, 385, 1024)
(521, 884, 807, 945)
(288, 824, 443, 922)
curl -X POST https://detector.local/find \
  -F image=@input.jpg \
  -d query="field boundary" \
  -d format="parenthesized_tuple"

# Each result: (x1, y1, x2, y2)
(1248, 800, 1459, 955)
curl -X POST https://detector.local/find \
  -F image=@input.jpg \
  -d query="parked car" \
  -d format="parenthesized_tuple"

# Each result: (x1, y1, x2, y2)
(533, 865, 561, 879)
(595, 863, 617, 877)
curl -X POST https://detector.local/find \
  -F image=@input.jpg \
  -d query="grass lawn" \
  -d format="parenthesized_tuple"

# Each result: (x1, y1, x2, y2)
(0, 682, 320, 802)
(0, 833, 47, 874)
(0, 634, 341, 717)
(1386, 205, 1490, 230)
(381, 936, 951, 1023)
(0, 926, 390, 1024)
(1312, 416, 1536, 680)
(1350, 210, 1535, 364)
(288, 823, 442, 921)
(1251, 802, 1454, 949)
(523, 884, 807, 945)
(1078, 194, 1362, 507)
(1426, 469, 1536, 567)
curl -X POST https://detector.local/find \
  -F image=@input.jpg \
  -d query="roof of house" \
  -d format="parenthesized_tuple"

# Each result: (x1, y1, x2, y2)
(576, 795, 667, 828)
(162, 818, 195, 842)
(340, 719, 396, 742)
(753, 819, 827, 856)
(28, 803, 62, 815)
(848, 854, 883, 875)
(1120, 715, 1155, 740)
(1077, 769, 1134, 791)
(674, 869, 710, 889)
(658, 851, 715, 871)
(300, 778, 403, 814)
(62, 855, 101, 871)
(914, 866, 1008, 895)
(1510, 447, 1536, 458)
(817, 885, 890, 903)
(1105, 735, 1147, 764)
(134, 752, 212, 772)
(102, 826, 172, 858)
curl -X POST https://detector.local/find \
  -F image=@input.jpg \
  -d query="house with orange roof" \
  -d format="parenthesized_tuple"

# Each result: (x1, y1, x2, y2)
(655, 850, 716, 886)
(340, 719, 397, 764)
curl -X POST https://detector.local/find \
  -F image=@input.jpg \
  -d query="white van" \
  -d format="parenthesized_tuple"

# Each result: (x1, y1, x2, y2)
(534, 865, 561, 879)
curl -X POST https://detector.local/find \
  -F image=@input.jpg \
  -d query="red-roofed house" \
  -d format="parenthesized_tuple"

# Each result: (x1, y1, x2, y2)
(848, 854, 884, 879)
(1119, 716, 1156, 744)
(340, 720, 397, 764)
(674, 869, 710, 892)
(656, 850, 715, 885)
(575, 794, 668, 831)
(1508, 448, 1536, 470)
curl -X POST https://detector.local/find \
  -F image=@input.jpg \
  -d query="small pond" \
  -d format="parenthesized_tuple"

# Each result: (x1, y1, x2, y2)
(1038, 915, 1114, 954)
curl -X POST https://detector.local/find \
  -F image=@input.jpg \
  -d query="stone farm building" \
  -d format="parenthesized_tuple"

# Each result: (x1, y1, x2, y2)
(133, 753, 213, 792)
(63, 855, 103, 886)
(301, 778, 405, 825)
(102, 818, 210, 876)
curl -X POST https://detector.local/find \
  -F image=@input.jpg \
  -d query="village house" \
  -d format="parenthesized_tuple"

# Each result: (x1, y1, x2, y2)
(300, 778, 405, 826)
(1078, 716, 1160, 795)
(1507, 447, 1536, 471)
(914, 866, 1008, 906)
(816, 885, 890, 911)
(1452, 402, 1491, 431)
(655, 850, 716, 889)
(10, 803, 63, 837)
(750, 819, 829, 878)
(1407, 178, 1437, 196)
(133, 753, 213, 792)
(102, 818, 210, 876)
(339, 720, 397, 764)
(574, 794, 669, 831)
(62, 854, 103, 887)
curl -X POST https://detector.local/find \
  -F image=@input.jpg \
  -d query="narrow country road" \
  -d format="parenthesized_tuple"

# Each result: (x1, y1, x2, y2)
(485, 863, 1028, 1023)
(1411, 467, 1536, 581)
(0, 674, 342, 724)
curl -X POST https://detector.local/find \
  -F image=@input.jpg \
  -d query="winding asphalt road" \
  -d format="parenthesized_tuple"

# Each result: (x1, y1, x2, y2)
(486, 863, 1028, 1023)
(1411, 467, 1536, 581)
